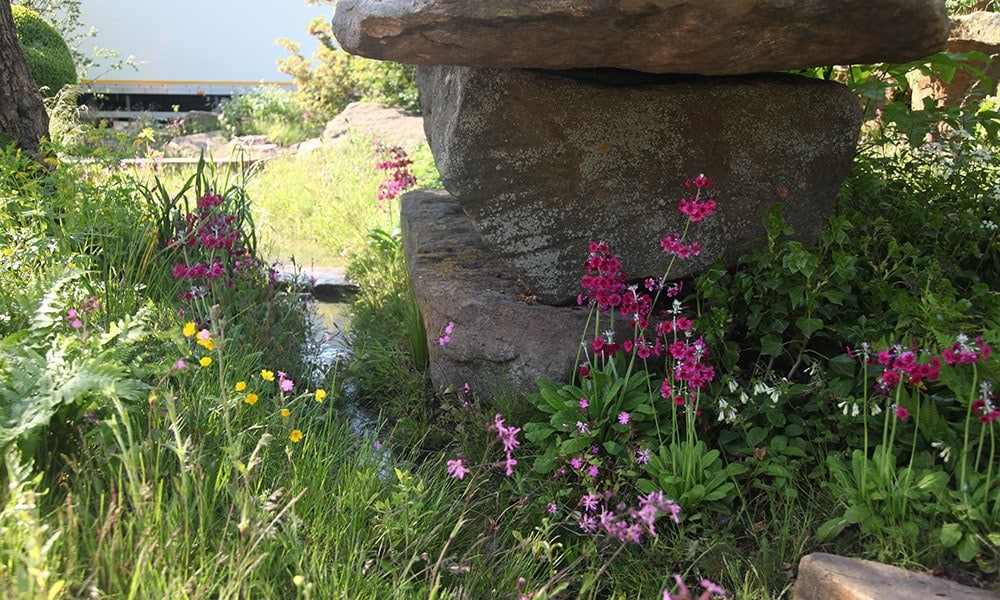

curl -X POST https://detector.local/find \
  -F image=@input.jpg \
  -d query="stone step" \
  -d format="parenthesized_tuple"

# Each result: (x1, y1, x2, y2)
(793, 553, 1000, 600)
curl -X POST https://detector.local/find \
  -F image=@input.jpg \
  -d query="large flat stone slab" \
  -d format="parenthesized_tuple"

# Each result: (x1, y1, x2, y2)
(332, 0, 949, 76)
(794, 553, 999, 600)
(418, 66, 862, 304)
(401, 189, 589, 396)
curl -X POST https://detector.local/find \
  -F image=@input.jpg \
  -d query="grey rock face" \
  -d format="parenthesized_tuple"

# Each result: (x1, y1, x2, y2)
(333, 0, 949, 75)
(321, 101, 427, 148)
(418, 66, 862, 304)
(401, 189, 590, 395)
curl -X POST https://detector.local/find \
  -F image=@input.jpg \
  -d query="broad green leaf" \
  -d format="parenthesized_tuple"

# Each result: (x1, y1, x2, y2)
(560, 437, 591, 454)
(796, 316, 824, 338)
(761, 334, 784, 357)
(602, 440, 623, 457)
(844, 504, 871, 525)
(765, 410, 787, 428)
(815, 516, 848, 541)
(957, 533, 981, 563)
(746, 427, 768, 448)
(522, 421, 555, 444)
(939, 523, 962, 548)
(533, 450, 558, 474)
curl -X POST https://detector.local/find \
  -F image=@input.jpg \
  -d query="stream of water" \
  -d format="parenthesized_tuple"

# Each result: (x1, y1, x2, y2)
(303, 296, 392, 475)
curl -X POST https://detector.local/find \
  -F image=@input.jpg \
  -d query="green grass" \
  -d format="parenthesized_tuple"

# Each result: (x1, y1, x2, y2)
(248, 134, 438, 269)
(120, 131, 437, 270)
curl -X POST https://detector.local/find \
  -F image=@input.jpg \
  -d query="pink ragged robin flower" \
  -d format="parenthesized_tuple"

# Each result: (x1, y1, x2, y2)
(447, 458, 470, 480)
(437, 321, 455, 346)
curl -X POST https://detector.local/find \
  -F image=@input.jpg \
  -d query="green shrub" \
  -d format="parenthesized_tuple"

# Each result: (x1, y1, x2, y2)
(217, 86, 315, 143)
(277, 14, 419, 126)
(11, 5, 76, 97)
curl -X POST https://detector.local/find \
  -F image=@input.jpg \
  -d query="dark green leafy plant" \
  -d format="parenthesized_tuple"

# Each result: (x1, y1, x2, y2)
(0, 270, 153, 468)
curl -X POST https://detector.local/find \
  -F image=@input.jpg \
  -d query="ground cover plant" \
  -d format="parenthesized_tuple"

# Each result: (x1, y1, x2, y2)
(1, 43, 999, 600)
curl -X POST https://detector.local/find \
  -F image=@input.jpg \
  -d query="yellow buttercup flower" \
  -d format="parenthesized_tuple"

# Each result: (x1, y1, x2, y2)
(183, 322, 196, 337)
(235, 381, 247, 392)
(261, 369, 275, 382)
(199, 356, 212, 367)
(280, 408, 290, 418)
(315, 389, 327, 403)
(245, 393, 259, 405)
(289, 429, 303, 443)
(197, 336, 215, 351)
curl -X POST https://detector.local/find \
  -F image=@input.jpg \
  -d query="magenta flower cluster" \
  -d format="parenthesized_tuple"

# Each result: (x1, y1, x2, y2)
(375, 145, 418, 205)
(174, 193, 244, 252)
(942, 334, 992, 366)
(872, 346, 942, 395)
(66, 295, 100, 338)
(66, 295, 100, 329)
(577, 489, 681, 544)
(169, 193, 259, 303)
(856, 335, 991, 398)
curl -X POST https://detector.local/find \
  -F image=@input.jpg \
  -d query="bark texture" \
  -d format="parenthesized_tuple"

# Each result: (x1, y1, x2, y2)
(0, 0, 50, 157)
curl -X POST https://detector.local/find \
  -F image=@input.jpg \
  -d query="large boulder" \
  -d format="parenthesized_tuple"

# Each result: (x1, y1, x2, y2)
(401, 189, 590, 395)
(418, 66, 862, 304)
(333, 0, 949, 76)
(322, 101, 427, 148)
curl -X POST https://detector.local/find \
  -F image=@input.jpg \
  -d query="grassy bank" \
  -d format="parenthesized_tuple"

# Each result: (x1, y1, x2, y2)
(0, 88, 997, 599)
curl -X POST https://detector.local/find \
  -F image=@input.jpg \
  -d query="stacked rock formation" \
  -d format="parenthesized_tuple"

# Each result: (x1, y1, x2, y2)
(333, 1, 950, 393)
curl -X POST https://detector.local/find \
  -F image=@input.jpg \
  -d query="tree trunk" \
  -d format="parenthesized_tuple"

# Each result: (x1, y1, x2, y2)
(0, 0, 50, 157)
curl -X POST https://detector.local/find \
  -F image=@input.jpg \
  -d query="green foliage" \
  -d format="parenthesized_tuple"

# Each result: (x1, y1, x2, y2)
(277, 16, 419, 126)
(0, 450, 66, 599)
(217, 86, 316, 142)
(13, 0, 136, 77)
(695, 119, 1000, 381)
(346, 228, 430, 417)
(0, 270, 153, 468)
(11, 5, 77, 97)
(638, 440, 741, 522)
(525, 364, 657, 475)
